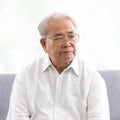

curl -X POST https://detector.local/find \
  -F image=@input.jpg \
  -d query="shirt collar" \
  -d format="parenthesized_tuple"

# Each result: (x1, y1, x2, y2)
(68, 56, 79, 76)
(42, 54, 80, 76)
(42, 54, 52, 72)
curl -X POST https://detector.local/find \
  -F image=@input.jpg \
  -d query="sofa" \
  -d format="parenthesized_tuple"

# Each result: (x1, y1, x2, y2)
(0, 71, 120, 120)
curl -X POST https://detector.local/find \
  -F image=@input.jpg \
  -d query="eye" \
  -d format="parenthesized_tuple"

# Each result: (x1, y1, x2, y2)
(68, 34, 76, 39)
(53, 36, 64, 41)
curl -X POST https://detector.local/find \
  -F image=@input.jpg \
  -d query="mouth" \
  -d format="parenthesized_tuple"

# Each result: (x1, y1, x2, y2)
(61, 51, 72, 53)
(61, 51, 73, 55)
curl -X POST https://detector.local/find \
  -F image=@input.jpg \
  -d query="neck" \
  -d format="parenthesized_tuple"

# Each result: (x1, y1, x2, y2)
(54, 61, 72, 74)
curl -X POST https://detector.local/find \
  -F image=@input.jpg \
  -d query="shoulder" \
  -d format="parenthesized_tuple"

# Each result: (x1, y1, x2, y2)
(16, 55, 48, 77)
(76, 56, 103, 82)
(14, 55, 49, 85)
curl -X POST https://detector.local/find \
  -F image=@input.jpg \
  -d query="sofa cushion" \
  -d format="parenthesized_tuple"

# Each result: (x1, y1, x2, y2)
(0, 74, 15, 120)
(99, 70, 120, 120)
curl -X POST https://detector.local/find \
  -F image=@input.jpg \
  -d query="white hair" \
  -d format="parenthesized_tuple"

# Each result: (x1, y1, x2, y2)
(38, 12, 77, 37)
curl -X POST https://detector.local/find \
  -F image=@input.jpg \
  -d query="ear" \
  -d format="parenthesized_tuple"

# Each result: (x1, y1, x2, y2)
(40, 38, 47, 52)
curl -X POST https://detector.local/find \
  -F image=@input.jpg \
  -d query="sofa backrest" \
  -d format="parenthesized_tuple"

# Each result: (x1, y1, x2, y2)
(99, 70, 120, 120)
(0, 71, 120, 120)
(0, 74, 15, 120)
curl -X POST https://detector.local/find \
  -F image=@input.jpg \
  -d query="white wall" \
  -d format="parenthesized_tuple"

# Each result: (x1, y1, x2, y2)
(0, 0, 120, 73)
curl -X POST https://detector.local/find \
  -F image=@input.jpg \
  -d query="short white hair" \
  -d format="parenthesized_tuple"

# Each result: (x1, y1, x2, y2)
(38, 12, 77, 37)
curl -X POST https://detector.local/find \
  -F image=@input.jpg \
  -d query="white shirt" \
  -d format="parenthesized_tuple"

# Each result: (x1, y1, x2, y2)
(7, 55, 110, 120)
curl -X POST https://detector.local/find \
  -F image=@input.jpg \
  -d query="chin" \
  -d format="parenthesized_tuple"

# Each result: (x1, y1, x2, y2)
(64, 55, 74, 62)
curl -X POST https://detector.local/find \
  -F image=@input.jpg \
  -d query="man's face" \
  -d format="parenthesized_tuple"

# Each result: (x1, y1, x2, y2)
(40, 18, 78, 67)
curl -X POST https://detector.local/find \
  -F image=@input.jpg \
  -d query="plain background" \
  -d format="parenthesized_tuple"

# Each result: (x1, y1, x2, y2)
(0, 0, 120, 73)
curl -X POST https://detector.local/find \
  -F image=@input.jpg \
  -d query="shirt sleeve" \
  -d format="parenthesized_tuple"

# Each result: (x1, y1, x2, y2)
(6, 72, 30, 120)
(87, 71, 110, 120)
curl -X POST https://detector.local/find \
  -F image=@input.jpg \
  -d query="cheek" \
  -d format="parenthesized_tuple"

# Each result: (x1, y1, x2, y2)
(73, 45, 78, 55)
(75, 46, 78, 54)
(46, 43, 52, 52)
(52, 47, 60, 56)
(46, 45, 59, 56)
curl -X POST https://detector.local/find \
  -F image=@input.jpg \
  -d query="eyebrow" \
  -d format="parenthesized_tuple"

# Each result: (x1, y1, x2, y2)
(53, 33, 63, 37)
(53, 31, 75, 37)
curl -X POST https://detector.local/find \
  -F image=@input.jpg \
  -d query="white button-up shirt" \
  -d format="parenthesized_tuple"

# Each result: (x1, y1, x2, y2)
(7, 55, 110, 120)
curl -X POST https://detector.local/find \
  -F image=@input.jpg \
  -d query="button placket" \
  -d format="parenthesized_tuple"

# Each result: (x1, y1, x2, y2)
(53, 76, 62, 120)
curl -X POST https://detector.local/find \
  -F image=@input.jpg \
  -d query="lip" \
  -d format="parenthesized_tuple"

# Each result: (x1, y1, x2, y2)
(61, 51, 73, 53)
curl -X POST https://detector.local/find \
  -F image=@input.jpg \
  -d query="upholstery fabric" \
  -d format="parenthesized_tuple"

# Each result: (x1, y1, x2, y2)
(0, 74, 15, 120)
(99, 71, 120, 120)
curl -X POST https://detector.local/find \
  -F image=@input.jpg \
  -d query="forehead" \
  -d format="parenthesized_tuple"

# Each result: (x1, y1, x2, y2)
(47, 18, 75, 36)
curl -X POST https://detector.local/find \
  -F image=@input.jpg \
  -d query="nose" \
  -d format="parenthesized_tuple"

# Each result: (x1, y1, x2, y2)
(62, 39, 71, 48)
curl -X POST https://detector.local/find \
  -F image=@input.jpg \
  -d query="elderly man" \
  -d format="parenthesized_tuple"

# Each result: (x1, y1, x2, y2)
(7, 12, 110, 120)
